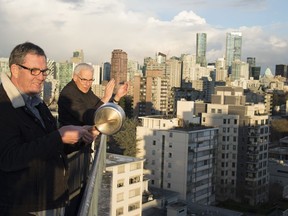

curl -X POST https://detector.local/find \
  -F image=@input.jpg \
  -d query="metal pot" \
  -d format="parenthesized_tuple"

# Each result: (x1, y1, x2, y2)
(93, 102, 126, 135)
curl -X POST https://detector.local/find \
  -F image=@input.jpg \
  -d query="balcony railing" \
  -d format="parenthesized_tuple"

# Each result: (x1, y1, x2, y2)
(67, 135, 107, 216)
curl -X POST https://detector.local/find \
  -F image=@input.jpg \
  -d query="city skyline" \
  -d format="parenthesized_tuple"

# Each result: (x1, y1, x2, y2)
(0, 0, 287, 73)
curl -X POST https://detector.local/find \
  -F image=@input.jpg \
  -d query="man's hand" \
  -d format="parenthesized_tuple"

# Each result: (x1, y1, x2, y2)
(83, 125, 100, 141)
(58, 125, 94, 144)
(114, 81, 129, 102)
(101, 79, 115, 103)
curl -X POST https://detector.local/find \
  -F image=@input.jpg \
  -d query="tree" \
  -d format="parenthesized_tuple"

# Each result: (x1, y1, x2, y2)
(111, 118, 140, 157)
(270, 118, 288, 144)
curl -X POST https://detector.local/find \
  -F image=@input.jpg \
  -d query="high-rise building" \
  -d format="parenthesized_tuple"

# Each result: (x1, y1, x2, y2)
(275, 64, 288, 78)
(133, 70, 169, 116)
(247, 57, 261, 80)
(110, 49, 128, 85)
(201, 86, 270, 206)
(225, 32, 242, 72)
(56, 61, 73, 93)
(70, 49, 84, 64)
(215, 58, 227, 81)
(136, 113, 218, 205)
(181, 54, 197, 83)
(230, 60, 249, 81)
(102, 62, 111, 82)
(196, 33, 207, 67)
(92, 64, 101, 85)
(247, 57, 256, 68)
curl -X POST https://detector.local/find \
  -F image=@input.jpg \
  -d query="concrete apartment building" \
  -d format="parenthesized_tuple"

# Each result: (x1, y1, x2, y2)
(99, 153, 146, 216)
(201, 86, 270, 206)
(136, 113, 218, 206)
(133, 70, 169, 116)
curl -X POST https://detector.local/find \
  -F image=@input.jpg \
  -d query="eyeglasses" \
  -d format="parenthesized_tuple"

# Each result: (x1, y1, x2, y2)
(16, 64, 51, 76)
(77, 75, 95, 83)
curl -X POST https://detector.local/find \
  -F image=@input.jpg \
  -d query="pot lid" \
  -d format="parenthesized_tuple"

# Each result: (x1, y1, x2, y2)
(93, 103, 125, 135)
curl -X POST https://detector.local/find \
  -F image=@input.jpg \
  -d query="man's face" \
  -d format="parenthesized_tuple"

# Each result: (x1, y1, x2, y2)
(73, 69, 94, 93)
(11, 53, 47, 96)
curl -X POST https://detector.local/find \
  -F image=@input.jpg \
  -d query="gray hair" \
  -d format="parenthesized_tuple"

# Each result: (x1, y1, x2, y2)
(73, 63, 94, 75)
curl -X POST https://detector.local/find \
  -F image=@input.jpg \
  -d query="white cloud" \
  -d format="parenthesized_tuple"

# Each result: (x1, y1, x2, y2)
(0, 0, 287, 73)
(172, 10, 206, 25)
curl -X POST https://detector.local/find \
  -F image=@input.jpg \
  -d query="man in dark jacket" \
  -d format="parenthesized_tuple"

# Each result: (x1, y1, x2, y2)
(58, 63, 128, 215)
(58, 63, 128, 126)
(0, 42, 97, 216)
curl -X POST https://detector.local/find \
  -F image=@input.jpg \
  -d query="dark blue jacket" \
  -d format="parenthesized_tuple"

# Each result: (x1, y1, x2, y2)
(0, 73, 69, 215)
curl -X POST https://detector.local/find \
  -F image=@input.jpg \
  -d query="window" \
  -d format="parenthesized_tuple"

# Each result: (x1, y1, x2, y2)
(117, 179, 124, 188)
(223, 119, 226, 124)
(117, 192, 124, 202)
(116, 207, 124, 216)
(118, 165, 125, 174)
(168, 162, 172, 168)
(129, 175, 141, 184)
(167, 173, 171, 178)
(129, 188, 140, 198)
(153, 140, 156, 145)
(217, 109, 222, 114)
(128, 202, 140, 212)
(169, 143, 172, 148)
(203, 117, 206, 122)
(169, 132, 173, 137)
(167, 183, 171, 188)
(130, 162, 141, 171)
(212, 108, 216, 113)
(234, 119, 237, 124)
(168, 153, 172, 158)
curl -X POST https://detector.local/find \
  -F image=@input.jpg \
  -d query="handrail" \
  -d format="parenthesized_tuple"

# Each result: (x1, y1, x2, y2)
(77, 135, 107, 216)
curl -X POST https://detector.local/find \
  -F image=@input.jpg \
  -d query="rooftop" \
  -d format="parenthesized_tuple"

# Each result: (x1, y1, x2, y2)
(106, 153, 144, 166)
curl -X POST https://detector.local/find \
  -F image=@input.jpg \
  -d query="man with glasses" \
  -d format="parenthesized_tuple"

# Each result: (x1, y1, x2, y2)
(58, 63, 128, 126)
(0, 42, 98, 216)
(57, 63, 128, 215)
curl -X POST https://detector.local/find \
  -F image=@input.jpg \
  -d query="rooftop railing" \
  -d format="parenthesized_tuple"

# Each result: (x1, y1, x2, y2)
(78, 135, 107, 216)
(66, 135, 107, 216)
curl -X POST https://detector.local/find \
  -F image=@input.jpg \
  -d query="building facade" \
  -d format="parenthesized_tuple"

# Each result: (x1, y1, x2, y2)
(136, 116, 218, 205)
(225, 32, 242, 71)
(201, 86, 270, 206)
(196, 33, 207, 67)
(100, 153, 146, 216)
(110, 49, 128, 85)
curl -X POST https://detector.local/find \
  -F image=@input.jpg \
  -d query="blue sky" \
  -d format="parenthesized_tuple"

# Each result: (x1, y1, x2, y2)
(0, 0, 287, 74)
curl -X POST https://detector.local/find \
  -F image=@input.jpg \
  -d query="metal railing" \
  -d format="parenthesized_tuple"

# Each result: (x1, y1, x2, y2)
(77, 135, 107, 216)
(66, 135, 107, 216)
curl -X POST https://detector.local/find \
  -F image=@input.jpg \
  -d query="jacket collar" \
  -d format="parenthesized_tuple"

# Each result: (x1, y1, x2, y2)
(1, 72, 25, 108)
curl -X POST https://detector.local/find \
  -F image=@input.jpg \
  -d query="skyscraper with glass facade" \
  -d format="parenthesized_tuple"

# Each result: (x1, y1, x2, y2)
(196, 33, 207, 67)
(225, 32, 242, 72)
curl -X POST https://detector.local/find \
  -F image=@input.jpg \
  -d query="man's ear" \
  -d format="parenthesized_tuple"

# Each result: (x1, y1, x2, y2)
(10, 64, 20, 78)
(72, 74, 77, 81)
